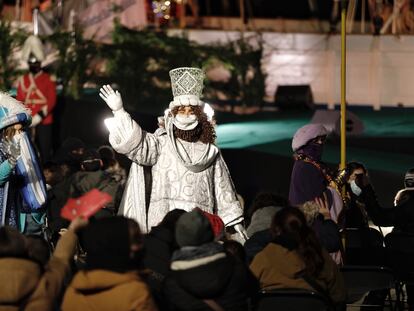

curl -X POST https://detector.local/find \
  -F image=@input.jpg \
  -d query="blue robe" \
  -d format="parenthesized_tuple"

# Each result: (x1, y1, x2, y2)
(0, 153, 19, 228)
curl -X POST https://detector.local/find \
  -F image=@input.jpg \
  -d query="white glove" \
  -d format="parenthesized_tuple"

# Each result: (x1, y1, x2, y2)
(30, 114, 42, 127)
(1, 140, 21, 167)
(99, 85, 124, 112)
(232, 223, 248, 245)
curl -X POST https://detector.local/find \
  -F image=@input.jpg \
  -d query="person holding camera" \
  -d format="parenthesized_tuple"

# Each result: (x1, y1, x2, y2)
(342, 162, 394, 229)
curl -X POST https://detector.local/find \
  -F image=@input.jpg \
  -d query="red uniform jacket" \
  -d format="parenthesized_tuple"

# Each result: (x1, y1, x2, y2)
(16, 72, 56, 125)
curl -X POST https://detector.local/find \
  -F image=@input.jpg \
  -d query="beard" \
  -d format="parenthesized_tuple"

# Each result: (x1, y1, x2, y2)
(173, 125, 202, 143)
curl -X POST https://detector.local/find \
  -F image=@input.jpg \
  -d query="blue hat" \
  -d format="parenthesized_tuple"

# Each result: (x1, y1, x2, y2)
(0, 92, 31, 131)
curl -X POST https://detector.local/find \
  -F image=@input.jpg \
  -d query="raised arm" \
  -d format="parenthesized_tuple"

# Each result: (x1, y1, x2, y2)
(0, 140, 20, 186)
(99, 85, 160, 166)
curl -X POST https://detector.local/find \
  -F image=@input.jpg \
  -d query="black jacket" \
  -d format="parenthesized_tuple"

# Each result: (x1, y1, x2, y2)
(69, 170, 123, 216)
(345, 185, 395, 228)
(164, 244, 255, 311)
(143, 226, 176, 277)
(394, 189, 414, 234)
(244, 229, 272, 264)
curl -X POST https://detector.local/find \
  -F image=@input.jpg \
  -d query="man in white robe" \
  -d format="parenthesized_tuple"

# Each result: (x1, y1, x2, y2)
(100, 67, 246, 239)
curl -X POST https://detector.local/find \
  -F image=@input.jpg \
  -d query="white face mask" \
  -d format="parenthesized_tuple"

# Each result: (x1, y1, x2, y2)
(173, 114, 198, 131)
(350, 180, 362, 196)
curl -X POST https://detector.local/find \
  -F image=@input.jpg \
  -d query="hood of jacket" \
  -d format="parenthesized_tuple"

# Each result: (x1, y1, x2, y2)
(170, 243, 234, 298)
(255, 243, 306, 284)
(70, 270, 141, 293)
(0, 258, 41, 305)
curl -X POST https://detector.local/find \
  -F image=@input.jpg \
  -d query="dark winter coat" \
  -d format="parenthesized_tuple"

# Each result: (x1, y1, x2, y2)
(394, 189, 414, 234)
(345, 185, 395, 228)
(143, 226, 176, 277)
(163, 242, 253, 311)
(289, 160, 332, 206)
(312, 217, 341, 253)
(69, 170, 123, 216)
(244, 229, 273, 264)
(46, 175, 73, 235)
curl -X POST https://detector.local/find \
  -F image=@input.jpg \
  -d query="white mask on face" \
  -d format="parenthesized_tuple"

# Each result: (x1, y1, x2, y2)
(350, 180, 362, 196)
(173, 114, 198, 131)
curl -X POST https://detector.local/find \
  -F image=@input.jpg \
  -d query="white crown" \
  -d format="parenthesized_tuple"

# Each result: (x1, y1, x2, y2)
(169, 67, 205, 108)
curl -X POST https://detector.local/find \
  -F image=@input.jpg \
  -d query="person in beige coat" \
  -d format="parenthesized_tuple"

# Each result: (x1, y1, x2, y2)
(61, 216, 158, 311)
(250, 207, 346, 305)
(0, 217, 87, 311)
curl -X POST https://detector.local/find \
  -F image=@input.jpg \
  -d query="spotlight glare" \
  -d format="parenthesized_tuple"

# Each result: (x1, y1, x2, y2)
(104, 118, 116, 131)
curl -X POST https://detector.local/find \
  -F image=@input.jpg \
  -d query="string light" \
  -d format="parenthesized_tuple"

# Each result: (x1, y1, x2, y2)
(152, 0, 175, 20)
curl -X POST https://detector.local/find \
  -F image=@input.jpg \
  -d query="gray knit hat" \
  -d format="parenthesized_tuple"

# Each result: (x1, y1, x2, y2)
(175, 209, 214, 247)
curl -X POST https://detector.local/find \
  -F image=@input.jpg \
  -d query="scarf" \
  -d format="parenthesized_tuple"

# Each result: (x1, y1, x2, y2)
(172, 242, 224, 262)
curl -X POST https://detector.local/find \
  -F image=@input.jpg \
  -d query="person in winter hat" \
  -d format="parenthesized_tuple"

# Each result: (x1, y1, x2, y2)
(16, 35, 56, 162)
(99, 67, 246, 241)
(143, 209, 186, 309)
(243, 193, 289, 263)
(98, 145, 127, 186)
(163, 209, 254, 311)
(289, 123, 344, 223)
(0, 92, 47, 234)
(68, 148, 123, 217)
(392, 168, 414, 233)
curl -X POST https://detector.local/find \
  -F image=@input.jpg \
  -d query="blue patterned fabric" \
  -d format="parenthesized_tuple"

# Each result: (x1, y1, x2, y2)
(0, 152, 19, 228)
(15, 132, 46, 211)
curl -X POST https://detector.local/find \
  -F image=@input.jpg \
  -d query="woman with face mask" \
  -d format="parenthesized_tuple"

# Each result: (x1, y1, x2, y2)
(343, 162, 395, 229)
(0, 92, 47, 233)
(289, 124, 340, 212)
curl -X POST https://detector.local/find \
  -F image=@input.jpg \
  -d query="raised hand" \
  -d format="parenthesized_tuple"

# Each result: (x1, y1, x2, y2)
(99, 84, 124, 112)
(1, 139, 21, 167)
(68, 216, 89, 233)
(315, 192, 331, 220)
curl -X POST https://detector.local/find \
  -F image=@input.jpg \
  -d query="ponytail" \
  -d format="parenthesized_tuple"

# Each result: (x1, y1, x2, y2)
(271, 207, 324, 277)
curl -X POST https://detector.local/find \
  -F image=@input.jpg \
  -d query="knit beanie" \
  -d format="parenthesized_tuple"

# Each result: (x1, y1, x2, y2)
(175, 209, 214, 247)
